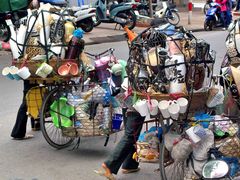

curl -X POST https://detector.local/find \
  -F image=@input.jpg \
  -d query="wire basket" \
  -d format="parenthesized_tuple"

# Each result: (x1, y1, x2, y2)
(9, 8, 84, 83)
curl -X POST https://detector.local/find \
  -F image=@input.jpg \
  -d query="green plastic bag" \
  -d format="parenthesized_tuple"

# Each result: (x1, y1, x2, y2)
(0, 0, 28, 12)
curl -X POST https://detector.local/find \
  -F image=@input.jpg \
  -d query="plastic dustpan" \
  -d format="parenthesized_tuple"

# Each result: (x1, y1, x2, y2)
(50, 96, 74, 128)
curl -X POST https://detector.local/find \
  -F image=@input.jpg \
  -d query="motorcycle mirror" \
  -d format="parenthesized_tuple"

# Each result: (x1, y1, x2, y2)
(202, 160, 229, 179)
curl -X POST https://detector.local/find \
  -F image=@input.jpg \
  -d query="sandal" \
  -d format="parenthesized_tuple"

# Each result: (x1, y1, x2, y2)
(122, 167, 140, 174)
(94, 163, 115, 180)
(12, 134, 34, 140)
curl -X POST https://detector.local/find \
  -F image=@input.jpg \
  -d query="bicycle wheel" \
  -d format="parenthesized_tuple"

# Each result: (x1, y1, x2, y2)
(166, 10, 180, 25)
(40, 87, 75, 149)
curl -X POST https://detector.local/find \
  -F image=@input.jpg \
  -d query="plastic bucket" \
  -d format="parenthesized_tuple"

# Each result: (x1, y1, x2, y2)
(112, 114, 123, 130)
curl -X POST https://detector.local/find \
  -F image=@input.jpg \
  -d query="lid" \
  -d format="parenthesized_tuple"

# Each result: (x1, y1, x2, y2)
(73, 29, 84, 39)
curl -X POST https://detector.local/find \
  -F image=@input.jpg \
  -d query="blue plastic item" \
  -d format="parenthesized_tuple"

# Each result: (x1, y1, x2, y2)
(221, 157, 239, 177)
(194, 113, 213, 128)
(112, 114, 123, 130)
(73, 29, 84, 39)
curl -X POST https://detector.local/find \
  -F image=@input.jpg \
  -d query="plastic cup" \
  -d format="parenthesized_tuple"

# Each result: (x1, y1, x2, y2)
(2, 67, 14, 80)
(168, 101, 180, 120)
(158, 100, 170, 118)
(177, 97, 188, 114)
(147, 99, 159, 116)
(17, 67, 31, 80)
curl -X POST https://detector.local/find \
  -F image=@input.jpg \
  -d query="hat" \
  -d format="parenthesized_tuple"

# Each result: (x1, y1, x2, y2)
(230, 65, 240, 96)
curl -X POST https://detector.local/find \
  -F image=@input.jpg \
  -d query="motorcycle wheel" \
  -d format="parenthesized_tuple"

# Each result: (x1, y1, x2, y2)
(93, 14, 101, 27)
(119, 10, 136, 30)
(166, 10, 180, 25)
(77, 18, 94, 33)
(204, 19, 213, 31)
(0, 22, 11, 42)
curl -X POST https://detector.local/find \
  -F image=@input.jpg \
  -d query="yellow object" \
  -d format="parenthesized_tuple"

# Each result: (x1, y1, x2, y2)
(26, 86, 47, 119)
(64, 21, 75, 43)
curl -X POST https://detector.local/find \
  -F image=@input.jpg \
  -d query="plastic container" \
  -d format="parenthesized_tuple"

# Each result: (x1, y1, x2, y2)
(65, 29, 84, 60)
(112, 114, 123, 131)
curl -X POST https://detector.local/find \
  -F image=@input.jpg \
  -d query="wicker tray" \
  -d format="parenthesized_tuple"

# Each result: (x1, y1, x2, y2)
(12, 58, 81, 83)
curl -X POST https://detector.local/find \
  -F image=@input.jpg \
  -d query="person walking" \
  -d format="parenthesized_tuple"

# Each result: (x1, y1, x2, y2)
(216, 0, 230, 30)
(11, 80, 40, 140)
(95, 107, 145, 180)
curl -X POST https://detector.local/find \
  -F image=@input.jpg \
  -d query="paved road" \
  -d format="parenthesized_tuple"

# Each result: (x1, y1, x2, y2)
(0, 30, 228, 180)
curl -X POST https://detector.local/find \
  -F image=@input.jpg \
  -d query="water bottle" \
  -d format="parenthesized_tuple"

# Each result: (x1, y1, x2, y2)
(65, 29, 85, 60)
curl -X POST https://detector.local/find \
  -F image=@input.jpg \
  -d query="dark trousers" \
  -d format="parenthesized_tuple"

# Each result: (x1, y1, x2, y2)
(104, 109, 145, 174)
(11, 80, 36, 138)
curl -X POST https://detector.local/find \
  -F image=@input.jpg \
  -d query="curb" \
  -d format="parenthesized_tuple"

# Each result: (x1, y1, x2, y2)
(84, 27, 205, 45)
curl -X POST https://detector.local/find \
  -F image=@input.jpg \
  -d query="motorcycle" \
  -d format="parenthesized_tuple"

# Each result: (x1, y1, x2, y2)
(124, 0, 149, 16)
(204, 2, 222, 31)
(154, 2, 180, 25)
(94, 0, 137, 30)
(203, 0, 236, 15)
(72, 6, 96, 32)
(39, 0, 96, 32)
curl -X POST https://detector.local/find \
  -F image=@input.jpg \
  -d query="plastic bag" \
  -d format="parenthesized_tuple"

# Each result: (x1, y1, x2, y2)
(171, 138, 193, 162)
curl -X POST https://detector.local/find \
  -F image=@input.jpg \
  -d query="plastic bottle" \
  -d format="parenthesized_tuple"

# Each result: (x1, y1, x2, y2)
(27, 9, 36, 33)
(65, 29, 84, 60)
(17, 24, 27, 52)
(5, 19, 20, 59)
(64, 21, 75, 43)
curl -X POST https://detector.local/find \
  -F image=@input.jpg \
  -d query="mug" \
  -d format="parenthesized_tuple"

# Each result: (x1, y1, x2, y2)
(17, 66, 31, 80)
(35, 62, 53, 78)
(158, 100, 170, 118)
(2, 67, 14, 80)
(133, 99, 149, 117)
(10, 66, 22, 80)
(177, 97, 188, 114)
(147, 99, 159, 116)
(168, 101, 180, 120)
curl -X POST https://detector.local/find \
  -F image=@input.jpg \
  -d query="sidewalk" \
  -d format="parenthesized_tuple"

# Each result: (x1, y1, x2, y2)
(83, 7, 206, 45)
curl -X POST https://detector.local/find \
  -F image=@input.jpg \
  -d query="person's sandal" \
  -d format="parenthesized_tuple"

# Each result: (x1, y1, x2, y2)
(122, 167, 140, 174)
(94, 163, 115, 180)
(12, 134, 34, 140)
